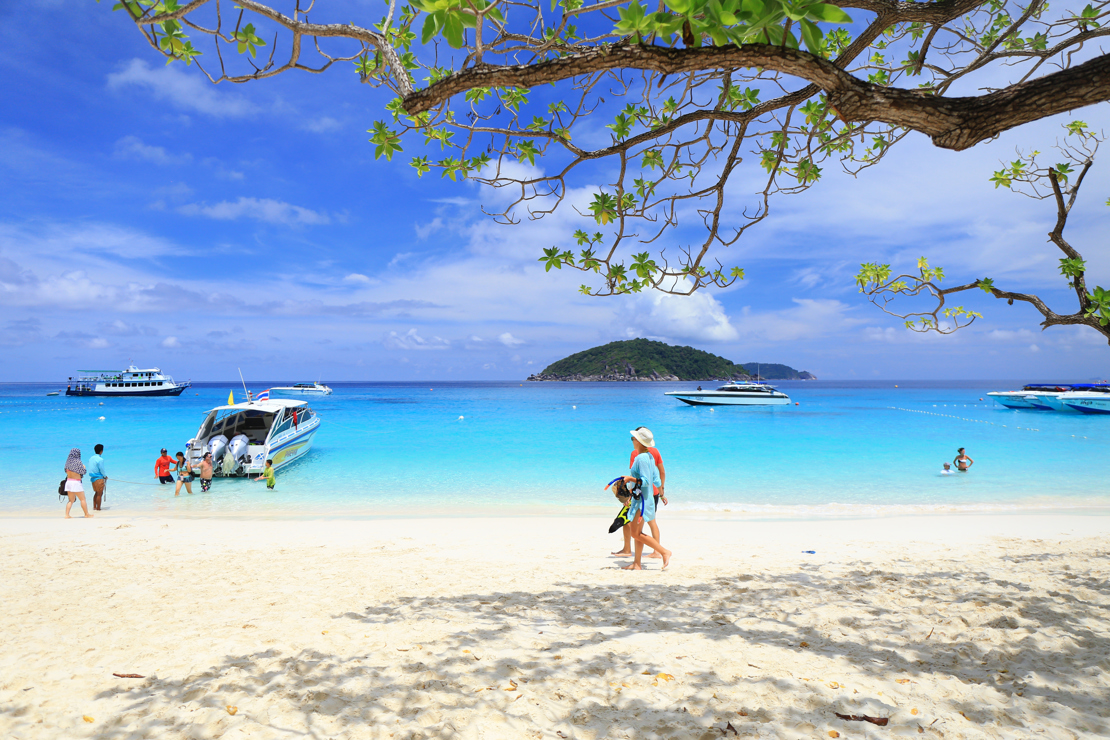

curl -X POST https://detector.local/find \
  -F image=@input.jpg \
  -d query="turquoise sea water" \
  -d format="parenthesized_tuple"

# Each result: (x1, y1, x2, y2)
(1, 380, 1106, 518)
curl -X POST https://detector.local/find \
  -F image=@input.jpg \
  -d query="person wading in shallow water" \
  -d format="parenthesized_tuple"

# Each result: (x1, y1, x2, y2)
(155, 448, 175, 484)
(954, 447, 975, 472)
(622, 429, 671, 571)
(200, 452, 214, 492)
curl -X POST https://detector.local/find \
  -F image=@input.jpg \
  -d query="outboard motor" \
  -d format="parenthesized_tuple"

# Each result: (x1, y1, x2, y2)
(207, 435, 228, 468)
(222, 434, 250, 475)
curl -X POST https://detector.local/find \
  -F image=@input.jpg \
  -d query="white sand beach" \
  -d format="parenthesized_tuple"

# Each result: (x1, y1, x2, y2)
(1, 513, 1108, 739)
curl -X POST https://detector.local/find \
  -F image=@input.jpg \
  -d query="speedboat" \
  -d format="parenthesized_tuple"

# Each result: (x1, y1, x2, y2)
(270, 382, 333, 396)
(65, 365, 190, 397)
(1058, 384, 1110, 414)
(665, 382, 790, 406)
(988, 384, 1076, 410)
(185, 398, 321, 477)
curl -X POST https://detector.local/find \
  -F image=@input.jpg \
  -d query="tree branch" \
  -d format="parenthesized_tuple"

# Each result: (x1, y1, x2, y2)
(403, 43, 1110, 151)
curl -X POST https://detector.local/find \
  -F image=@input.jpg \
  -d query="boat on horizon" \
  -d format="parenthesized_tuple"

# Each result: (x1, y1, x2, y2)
(185, 398, 321, 478)
(270, 382, 333, 396)
(665, 381, 790, 406)
(65, 365, 190, 397)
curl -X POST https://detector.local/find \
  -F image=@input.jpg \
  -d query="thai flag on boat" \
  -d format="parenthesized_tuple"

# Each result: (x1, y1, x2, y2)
(256, 389, 270, 401)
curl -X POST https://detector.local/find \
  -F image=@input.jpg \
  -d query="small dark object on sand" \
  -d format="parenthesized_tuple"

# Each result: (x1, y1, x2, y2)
(835, 713, 889, 726)
(802, 550, 816, 554)
(112, 673, 145, 679)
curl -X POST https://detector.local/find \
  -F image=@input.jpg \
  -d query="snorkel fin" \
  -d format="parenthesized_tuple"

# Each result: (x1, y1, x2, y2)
(608, 500, 633, 533)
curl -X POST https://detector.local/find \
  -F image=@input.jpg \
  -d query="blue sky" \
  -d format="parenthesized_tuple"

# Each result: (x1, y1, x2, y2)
(2, 2, 1108, 382)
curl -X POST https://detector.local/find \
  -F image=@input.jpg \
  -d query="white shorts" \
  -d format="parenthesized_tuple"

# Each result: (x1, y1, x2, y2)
(64, 479, 84, 493)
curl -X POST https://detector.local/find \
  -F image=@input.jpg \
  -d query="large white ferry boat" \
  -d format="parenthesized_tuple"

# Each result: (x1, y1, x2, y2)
(65, 365, 190, 397)
(665, 382, 790, 406)
(185, 398, 320, 477)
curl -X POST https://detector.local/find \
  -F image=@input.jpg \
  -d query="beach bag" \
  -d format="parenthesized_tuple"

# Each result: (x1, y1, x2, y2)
(58, 479, 67, 502)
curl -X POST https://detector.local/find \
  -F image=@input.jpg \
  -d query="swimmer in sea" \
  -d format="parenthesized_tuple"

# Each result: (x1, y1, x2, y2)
(954, 447, 974, 472)
(941, 462, 954, 475)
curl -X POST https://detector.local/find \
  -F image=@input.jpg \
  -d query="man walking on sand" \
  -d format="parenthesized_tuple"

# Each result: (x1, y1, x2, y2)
(622, 428, 671, 570)
(88, 444, 107, 511)
(612, 426, 667, 558)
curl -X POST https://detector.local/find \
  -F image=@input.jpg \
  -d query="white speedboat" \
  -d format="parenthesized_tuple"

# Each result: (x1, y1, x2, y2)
(185, 398, 321, 477)
(665, 382, 790, 406)
(988, 384, 1075, 410)
(1058, 384, 1110, 414)
(270, 382, 333, 396)
(65, 365, 190, 397)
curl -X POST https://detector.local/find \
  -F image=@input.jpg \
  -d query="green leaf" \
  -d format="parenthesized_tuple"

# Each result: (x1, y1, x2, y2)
(806, 3, 852, 23)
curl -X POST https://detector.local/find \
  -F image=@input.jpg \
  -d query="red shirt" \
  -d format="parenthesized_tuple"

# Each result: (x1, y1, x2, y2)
(155, 454, 174, 477)
(630, 447, 664, 497)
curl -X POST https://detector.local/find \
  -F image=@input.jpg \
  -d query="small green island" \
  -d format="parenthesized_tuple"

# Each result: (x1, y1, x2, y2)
(527, 339, 815, 382)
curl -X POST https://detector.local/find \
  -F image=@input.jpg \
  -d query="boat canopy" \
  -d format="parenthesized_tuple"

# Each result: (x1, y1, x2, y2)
(203, 398, 309, 414)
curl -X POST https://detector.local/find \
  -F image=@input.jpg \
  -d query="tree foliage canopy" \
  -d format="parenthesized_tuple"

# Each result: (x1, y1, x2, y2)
(108, 0, 1110, 333)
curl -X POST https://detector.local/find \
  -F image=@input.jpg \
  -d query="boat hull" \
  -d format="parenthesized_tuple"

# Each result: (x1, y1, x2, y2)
(665, 392, 789, 406)
(270, 389, 331, 396)
(66, 384, 188, 397)
(1061, 395, 1110, 414)
(987, 392, 1038, 410)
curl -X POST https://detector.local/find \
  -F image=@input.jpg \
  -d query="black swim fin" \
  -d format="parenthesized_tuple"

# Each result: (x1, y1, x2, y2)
(608, 501, 632, 533)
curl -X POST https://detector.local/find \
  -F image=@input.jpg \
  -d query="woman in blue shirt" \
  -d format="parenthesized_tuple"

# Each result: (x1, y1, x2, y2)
(622, 428, 672, 570)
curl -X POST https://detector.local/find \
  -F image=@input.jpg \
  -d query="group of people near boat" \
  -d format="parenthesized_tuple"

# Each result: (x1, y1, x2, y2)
(609, 426, 672, 570)
(154, 448, 216, 495)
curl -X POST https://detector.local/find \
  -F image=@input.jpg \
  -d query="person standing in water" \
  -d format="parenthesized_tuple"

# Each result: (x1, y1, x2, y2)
(612, 426, 667, 559)
(200, 452, 214, 492)
(88, 444, 107, 511)
(155, 448, 175, 484)
(623, 429, 671, 570)
(172, 452, 194, 496)
(254, 459, 276, 490)
(954, 447, 974, 472)
(63, 448, 93, 519)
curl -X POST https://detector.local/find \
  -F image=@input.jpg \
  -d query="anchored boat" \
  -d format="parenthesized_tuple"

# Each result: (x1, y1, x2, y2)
(186, 398, 320, 477)
(65, 365, 190, 397)
(665, 382, 790, 406)
(988, 384, 1077, 410)
(270, 382, 333, 396)
(1058, 384, 1110, 414)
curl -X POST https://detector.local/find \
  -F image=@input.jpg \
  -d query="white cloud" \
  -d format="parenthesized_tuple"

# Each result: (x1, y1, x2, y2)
(343, 273, 373, 284)
(178, 197, 330, 225)
(113, 135, 191, 166)
(161, 336, 180, 348)
(987, 328, 1038, 342)
(302, 116, 341, 133)
(498, 332, 525, 346)
(384, 328, 450, 350)
(620, 286, 739, 342)
(734, 298, 865, 343)
(1029, 343, 1041, 353)
(107, 59, 257, 118)
(415, 217, 444, 240)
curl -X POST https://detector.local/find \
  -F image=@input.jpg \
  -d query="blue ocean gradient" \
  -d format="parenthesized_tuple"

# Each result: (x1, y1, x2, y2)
(1, 380, 1106, 518)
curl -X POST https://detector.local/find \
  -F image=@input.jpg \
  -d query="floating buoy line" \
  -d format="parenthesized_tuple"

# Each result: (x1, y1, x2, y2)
(888, 407, 1090, 440)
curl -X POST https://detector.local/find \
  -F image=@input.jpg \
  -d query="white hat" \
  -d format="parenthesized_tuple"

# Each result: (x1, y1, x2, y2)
(630, 427, 654, 447)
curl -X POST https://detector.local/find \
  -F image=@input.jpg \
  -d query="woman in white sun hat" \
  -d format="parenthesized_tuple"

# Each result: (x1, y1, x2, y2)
(621, 427, 671, 570)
